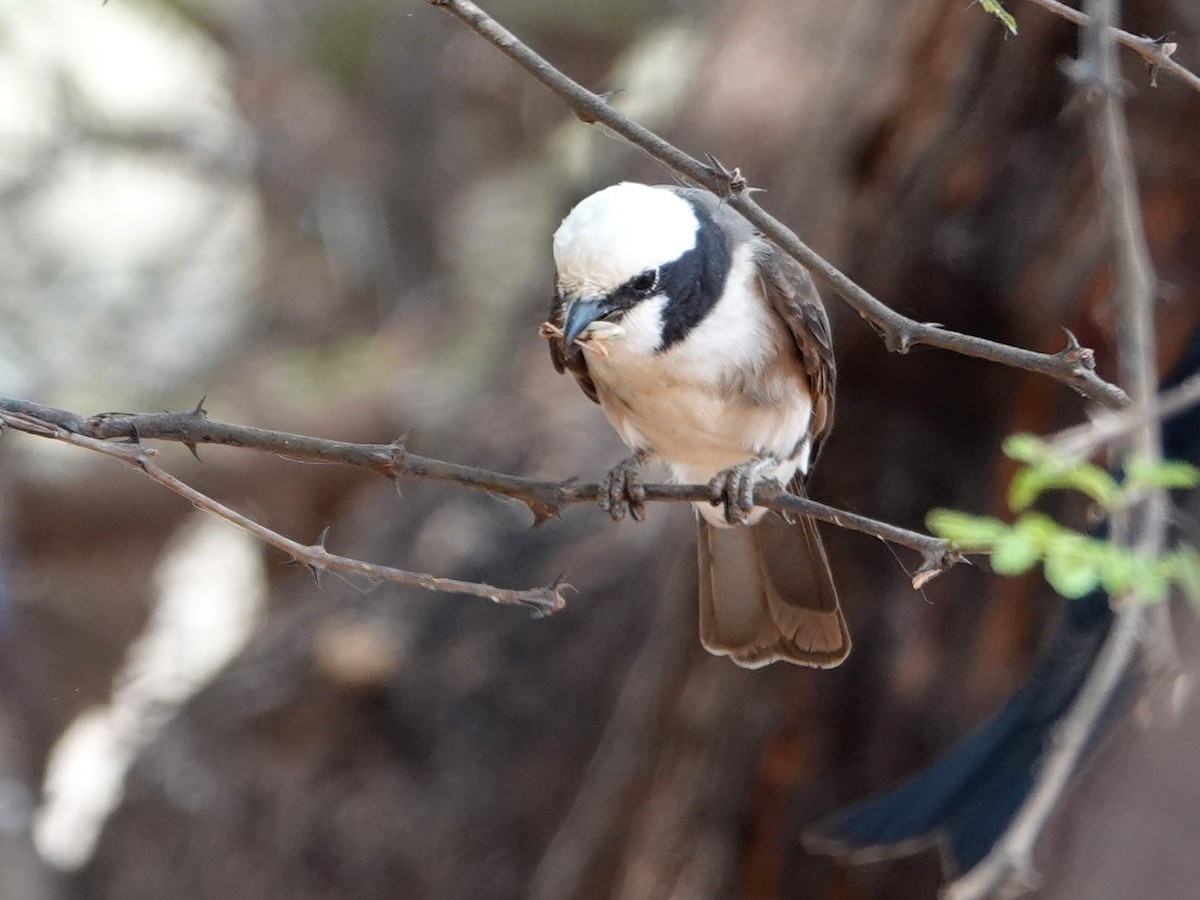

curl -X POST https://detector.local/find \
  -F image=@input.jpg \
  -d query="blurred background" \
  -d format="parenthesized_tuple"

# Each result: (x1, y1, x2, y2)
(0, 0, 1198, 897)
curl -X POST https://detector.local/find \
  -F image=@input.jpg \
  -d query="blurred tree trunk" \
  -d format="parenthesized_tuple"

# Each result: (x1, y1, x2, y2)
(66, 1, 1200, 899)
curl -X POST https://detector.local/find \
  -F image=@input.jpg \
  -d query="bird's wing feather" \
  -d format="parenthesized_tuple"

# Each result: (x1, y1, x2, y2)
(754, 242, 836, 464)
(548, 285, 598, 403)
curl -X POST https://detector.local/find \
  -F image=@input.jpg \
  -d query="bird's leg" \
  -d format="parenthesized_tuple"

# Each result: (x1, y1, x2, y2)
(708, 455, 780, 525)
(599, 449, 651, 522)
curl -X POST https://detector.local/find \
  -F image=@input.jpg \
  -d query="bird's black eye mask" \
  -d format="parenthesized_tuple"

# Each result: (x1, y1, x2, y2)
(599, 267, 661, 320)
(559, 199, 729, 350)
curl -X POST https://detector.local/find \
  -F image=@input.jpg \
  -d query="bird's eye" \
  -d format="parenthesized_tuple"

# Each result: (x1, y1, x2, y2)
(630, 270, 658, 296)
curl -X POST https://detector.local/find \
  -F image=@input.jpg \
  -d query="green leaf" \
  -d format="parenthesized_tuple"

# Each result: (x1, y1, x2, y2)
(1007, 460, 1119, 511)
(926, 509, 1007, 548)
(978, 0, 1018, 34)
(990, 529, 1040, 575)
(1061, 463, 1121, 509)
(1011, 511, 1062, 544)
(1124, 457, 1200, 491)
(1043, 536, 1102, 598)
(1099, 547, 1138, 596)
(1007, 467, 1049, 511)
(1002, 433, 1047, 464)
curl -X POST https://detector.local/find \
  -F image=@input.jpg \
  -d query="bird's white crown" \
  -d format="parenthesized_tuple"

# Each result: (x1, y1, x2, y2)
(553, 183, 698, 297)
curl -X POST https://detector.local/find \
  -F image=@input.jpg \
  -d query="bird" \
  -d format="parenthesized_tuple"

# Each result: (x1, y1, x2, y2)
(545, 181, 849, 668)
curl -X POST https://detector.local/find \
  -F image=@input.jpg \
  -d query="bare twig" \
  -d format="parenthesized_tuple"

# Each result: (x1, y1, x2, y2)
(0, 398, 963, 586)
(1049, 368, 1200, 459)
(1024, 0, 1200, 93)
(0, 407, 566, 615)
(426, 0, 1130, 409)
(946, 0, 1168, 896)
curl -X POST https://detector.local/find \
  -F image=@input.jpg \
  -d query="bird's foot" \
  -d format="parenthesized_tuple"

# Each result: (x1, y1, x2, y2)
(708, 456, 779, 525)
(599, 453, 649, 522)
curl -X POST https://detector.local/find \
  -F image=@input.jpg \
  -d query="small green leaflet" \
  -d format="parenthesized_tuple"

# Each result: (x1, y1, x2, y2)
(978, 0, 1018, 35)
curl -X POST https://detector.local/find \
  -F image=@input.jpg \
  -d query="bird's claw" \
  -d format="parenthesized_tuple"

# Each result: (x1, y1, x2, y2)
(708, 458, 775, 525)
(599, 456, 647, 522)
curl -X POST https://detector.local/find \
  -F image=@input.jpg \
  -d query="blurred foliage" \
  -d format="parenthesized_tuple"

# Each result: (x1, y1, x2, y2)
(928, 434, 1200, 603)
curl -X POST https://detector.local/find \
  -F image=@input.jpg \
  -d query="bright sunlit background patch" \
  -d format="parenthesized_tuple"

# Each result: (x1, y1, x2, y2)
(33, 514, 266, 870)
(0, 0, 261, 406)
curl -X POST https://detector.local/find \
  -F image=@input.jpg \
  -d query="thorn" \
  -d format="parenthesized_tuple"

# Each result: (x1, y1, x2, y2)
(386, 431, 412, 480)
(1145, 36, 1176, 87)
(911, 549, 957, 589)
(389, 429, 412, 454)
(704, 153, 749, 197)
(190, 395, 209, 418)
(528, 502, 560, 527)
(315, 525, 331, 550)
(182, 441, 201, 461)
(1055, 329, 1096, 371)
(705, 152, 732, 178)
(1145, 31, 1176, 51)
(308, 564, 324, 587)
(575, 88, 622, 124)
(528, 578, 570, 617)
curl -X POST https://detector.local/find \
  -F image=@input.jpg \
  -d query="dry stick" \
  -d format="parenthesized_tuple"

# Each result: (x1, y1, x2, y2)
(0, 409, 566, 614)
(1050, 368, 1200, 459)
(946, 1, 1168, 897)
(1024, 0, 1200, 93)
(427, 0, 1129, 410)
(0, 398, 961, 584)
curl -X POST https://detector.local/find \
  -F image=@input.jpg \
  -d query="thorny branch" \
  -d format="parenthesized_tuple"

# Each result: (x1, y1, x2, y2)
(424, 0, 1191, 893)
(1049, 368, 1200, 459)
(946, 0, 1170, 897)
(0, 398, 964, 595)
(0, 405, 567, 614)
(1024, 0, 1200, 93)
(427, 0, 1130, 410)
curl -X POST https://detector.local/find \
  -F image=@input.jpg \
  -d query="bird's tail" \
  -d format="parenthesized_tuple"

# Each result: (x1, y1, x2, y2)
(697, 485, 849, 668)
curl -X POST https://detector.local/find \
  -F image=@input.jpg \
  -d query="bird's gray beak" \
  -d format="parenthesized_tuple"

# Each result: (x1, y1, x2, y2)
(562, 296, 616, 351)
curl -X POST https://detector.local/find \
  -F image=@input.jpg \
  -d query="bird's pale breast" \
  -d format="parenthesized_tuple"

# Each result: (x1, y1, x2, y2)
(584, 245, 814, 485)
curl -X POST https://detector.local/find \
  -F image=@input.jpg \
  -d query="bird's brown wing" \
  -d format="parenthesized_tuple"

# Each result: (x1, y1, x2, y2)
(547, 286, 598, 403)
(695, 237, 847, 668)
(754, 242, 836, 465)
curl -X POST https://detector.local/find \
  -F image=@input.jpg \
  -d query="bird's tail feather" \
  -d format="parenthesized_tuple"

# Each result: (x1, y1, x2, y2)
(698, 489, 849, 668)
